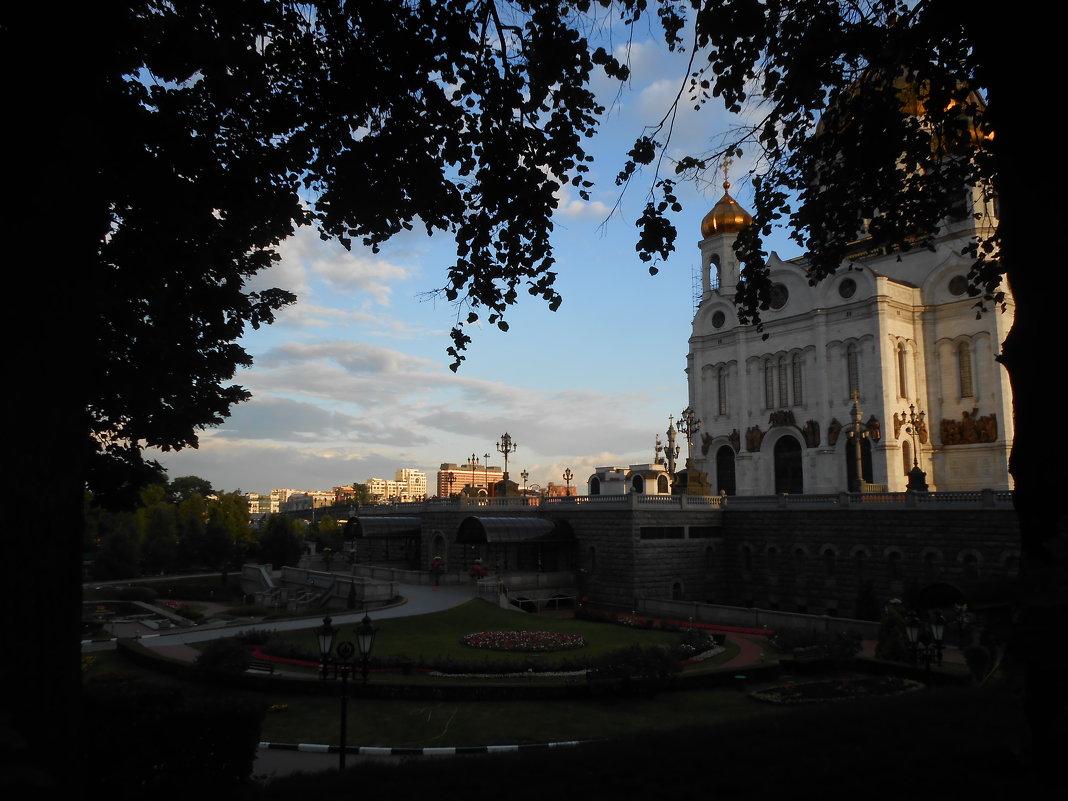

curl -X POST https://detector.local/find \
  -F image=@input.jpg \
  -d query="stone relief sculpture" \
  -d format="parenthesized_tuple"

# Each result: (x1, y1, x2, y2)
(768, 409, 797, 428)
(729, 429, 741, 453)
(940, 410, 998, 445)
(802, 419, 820, 448)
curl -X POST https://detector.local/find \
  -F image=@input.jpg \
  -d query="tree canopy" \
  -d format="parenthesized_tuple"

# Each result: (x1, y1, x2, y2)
(7, 0, 1061, 787)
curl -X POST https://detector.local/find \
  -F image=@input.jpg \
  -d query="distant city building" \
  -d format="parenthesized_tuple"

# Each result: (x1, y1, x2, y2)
(436, 460, 503, 497)
(280, 490, 334, 512)
(395, 468, 427, 501)
(544, 482, 578, 497)
(245, 492, 272, 515)
(363, 469, 426, 503)
(333, 485, 356, 505)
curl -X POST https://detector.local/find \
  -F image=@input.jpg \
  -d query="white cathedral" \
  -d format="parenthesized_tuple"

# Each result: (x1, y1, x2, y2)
(687, 180, 1014, 495)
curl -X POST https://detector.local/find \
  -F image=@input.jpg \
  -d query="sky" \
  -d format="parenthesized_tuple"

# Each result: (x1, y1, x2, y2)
(150, 25, 797, 497)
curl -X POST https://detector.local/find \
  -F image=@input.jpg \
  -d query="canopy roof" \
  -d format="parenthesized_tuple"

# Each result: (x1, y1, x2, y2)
(344, 516, 423, 539)
(455, 516, 573, 544)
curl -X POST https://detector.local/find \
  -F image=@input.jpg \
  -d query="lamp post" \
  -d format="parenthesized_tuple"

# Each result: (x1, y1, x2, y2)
(563, 468, 573, 494)
(846, 391, 872, 492)
(899, 403, 929, 491)
(496, 432, 517, 480)
(678, 407, 701, 460)
(317, 614, 377, 771)
(520, 469, 529, 492)
(904, 610, 946, 673)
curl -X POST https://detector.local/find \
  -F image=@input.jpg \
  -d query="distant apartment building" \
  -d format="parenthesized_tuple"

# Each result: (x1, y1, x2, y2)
(333, 485, 357, 505)
(280, 490, 335, 513)
(436, 460, 503, 497)
(246, 492, 272, 515)
(395, 468, 427, 500)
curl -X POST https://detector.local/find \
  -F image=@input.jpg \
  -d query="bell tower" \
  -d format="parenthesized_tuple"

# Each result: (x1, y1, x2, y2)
(698, 158, 752, 299)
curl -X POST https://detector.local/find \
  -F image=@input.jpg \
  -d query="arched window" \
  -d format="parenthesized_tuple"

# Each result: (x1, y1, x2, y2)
(897, 342, 908, 398)
(958, 341, 974, 398)
(657, 474, 669, 493)
(791, 353, 804, 406)
(764, 359, 775, 408)
(774, 436, 804, 494)
(631, 475, 645, 493)
(902, 440, 912, 475)
(846, 343, 860, 396)
(888, 551, 903, 580)
(716, 445, 737, 496)
(778, 355, 789, 407)
(717, 367, 729, 416)
(854, 549, 868, 582)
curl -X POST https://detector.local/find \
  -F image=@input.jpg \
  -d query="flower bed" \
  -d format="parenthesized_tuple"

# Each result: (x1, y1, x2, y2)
(750, 675, 923, 705)
(460, 631, 586, 653)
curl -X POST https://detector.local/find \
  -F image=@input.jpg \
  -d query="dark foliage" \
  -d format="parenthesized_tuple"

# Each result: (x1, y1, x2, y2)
(82, 682, 264, 798)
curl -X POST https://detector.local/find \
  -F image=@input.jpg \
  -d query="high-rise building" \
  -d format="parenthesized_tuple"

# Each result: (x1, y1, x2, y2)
(436, 460, 503, 497)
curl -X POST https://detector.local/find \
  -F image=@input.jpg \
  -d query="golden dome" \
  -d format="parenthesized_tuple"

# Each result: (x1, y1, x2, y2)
(701, 182, 753, 238)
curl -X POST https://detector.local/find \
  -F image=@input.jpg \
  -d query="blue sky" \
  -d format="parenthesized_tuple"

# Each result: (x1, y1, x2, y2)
(151, 30, 797, 495)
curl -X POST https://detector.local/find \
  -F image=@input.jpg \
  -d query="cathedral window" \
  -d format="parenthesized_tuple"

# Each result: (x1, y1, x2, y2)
(717, 367, 728, 416)
(764, 359, 775, 408)
(846, 343, 860, 396)
(896, 342, 908, 398)
(791, 353, 803, 406)
(778, 356, 789, 407)
(958, 341, 974, 398)
(902, 440, 912, 475)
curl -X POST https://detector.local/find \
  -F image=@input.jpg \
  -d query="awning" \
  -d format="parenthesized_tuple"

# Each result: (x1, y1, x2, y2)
(343, 516, 423, 539)
(455, 516, 573, 544)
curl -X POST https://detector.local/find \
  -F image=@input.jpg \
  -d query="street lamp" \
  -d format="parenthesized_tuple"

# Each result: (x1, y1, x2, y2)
(496, 432, 517, 480)
(317, 614, 377, 771)
(899, 403, 929, 491)
(563, 468, 573, 493)
(904, 610, 946, 673)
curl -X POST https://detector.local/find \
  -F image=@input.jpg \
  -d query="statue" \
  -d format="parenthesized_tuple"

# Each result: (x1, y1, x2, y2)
(864, 415, 881, 442)
(745, 425, 764, 452)
(802, 419, 820, 448)
(828, 418, 843, 446)
(728, 429, 741, 453)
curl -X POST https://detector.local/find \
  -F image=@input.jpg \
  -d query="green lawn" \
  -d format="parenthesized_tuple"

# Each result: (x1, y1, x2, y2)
(268, 600, 693, 669)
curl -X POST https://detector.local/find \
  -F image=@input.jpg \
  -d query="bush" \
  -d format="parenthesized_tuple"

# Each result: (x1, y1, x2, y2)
(963, 644, 992, 682)
(195, 639, 251, 674)
(83, 683, 263, 796)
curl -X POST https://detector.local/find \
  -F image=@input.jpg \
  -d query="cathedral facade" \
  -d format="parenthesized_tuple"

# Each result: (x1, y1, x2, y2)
(687, 183, 1014, 495)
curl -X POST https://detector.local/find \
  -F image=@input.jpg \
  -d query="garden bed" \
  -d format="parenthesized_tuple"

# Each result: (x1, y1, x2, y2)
(749, 675, 923, 704)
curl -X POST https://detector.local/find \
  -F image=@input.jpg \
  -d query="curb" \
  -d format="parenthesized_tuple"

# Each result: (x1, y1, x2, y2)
(257, 739, 592, 757)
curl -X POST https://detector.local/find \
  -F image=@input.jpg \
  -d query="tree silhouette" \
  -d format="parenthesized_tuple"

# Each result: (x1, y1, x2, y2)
(7, 1, 1060, 786)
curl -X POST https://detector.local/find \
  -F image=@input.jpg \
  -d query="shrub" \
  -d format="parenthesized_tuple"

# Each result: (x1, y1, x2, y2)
(963, 644, 992, 682)
(195, 639, 251, 674)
